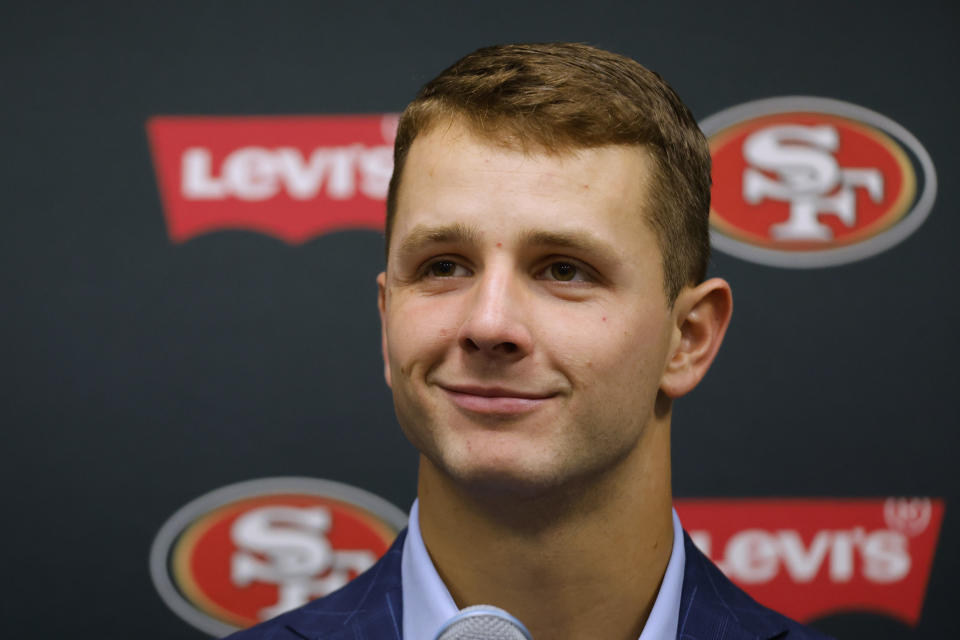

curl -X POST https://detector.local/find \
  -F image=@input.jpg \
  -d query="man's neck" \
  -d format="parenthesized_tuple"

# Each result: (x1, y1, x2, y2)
(416, 420, 674, 640)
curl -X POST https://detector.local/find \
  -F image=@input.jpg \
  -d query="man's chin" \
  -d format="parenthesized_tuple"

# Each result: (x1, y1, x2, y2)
(429, 452, 569, 500)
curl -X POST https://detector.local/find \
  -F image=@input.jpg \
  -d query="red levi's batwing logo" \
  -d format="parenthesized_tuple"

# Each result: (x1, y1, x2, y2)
(701, 97, 937, 268)
(674, 498, 944, 626)
(147, 115, 397, 243)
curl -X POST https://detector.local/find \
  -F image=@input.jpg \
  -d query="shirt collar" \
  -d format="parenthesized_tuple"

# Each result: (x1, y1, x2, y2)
(639, 506, 685, 640)
(401, 498, 686, 640)
(401, 499, 460, 640)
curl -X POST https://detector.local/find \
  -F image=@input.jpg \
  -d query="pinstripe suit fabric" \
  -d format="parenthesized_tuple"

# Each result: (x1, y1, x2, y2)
(225, 530, 833, 640)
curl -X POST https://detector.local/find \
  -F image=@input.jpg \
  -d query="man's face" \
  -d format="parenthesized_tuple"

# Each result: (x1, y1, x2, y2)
(378, 120, 679, 495)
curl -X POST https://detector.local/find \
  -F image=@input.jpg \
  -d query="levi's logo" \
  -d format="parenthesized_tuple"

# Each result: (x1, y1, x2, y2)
(147, 115, 397, 243)
(675, 497, 944, 626)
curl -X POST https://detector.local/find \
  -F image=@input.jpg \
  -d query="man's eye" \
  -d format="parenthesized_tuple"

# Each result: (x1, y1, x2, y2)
(549, 262, 577, 281)
(427, 260, 468, 277)
(540, 261, 586, 282)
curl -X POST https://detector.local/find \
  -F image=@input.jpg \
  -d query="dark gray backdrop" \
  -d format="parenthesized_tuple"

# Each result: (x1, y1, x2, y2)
(3, 1, 957, 638)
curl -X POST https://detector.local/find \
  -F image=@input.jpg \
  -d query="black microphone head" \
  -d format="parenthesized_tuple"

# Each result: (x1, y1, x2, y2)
(433, 604, 533, 640)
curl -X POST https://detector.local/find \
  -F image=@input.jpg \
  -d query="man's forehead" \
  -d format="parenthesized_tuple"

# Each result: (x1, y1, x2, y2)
(400, 122, 655, 203)
(388, 118, 661, 267)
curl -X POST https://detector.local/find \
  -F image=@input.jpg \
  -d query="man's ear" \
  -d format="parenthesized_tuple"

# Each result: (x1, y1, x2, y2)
(660, 277, 733, 399)
(377, 271, 392, 388)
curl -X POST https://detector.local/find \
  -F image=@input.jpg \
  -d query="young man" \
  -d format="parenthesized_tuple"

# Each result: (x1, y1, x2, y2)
(230, 43, 832, 640)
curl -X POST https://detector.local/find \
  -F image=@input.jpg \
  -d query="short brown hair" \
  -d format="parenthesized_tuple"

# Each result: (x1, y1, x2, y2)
(386, 42, 711, 301)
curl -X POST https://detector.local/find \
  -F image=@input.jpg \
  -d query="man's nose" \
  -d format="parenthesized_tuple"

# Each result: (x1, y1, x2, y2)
(457, 267, 533, 360)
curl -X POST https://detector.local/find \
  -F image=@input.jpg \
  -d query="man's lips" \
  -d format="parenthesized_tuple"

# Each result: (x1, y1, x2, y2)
(438, 384, 558, 415)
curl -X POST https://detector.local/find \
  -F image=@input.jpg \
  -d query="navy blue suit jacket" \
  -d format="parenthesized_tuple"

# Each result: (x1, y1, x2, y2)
(225, 530, 833, 640)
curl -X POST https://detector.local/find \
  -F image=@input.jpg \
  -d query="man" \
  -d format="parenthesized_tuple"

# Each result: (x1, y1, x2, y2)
(230, 43, 832, 640)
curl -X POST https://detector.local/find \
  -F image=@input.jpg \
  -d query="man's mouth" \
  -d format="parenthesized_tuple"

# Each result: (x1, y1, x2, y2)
(438, 384, 558, 415)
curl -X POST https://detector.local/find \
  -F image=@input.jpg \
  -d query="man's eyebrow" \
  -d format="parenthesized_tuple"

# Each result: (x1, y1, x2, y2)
(518, 229, 613, 256)
(395, 223, 483, 256)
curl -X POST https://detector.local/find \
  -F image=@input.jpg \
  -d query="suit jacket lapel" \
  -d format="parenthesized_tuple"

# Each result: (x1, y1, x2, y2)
(284, 531, 406, 640)
(678, 531, 789, 640)
(277, 527, 801, 640)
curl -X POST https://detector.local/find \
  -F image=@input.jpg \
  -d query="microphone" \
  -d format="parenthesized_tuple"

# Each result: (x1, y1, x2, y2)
(433, 604, 533, 640)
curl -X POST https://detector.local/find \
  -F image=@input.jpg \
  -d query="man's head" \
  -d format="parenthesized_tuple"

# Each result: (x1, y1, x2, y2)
(377, 43, 731, 498)
(386, 42, 712, 302)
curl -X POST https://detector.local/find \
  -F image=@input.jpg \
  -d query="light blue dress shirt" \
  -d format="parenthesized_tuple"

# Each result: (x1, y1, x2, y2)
(401, 499, 685, 640)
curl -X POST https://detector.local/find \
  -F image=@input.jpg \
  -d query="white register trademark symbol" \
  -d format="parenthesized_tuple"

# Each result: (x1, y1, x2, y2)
(884, 498, 932, 537)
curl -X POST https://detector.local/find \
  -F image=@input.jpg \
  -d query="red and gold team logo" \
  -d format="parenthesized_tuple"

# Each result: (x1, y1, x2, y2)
(149, 477, 407, 637)
(702, 97, 937, 267)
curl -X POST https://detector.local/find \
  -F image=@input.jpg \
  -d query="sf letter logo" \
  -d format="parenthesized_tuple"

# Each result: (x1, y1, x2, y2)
(742, 124, 883, 241)
(230, 506, 376, 619)
(149, 478, 407, 637)
(702, 97, 937, 268)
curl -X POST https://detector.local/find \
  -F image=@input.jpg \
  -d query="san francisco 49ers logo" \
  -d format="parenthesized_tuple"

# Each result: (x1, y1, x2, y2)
(149, 477, 407, 636)
(702, 97, 937, 267)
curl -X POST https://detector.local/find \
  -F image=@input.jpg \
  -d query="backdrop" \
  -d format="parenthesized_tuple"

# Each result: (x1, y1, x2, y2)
(4, 1, 957, 638)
